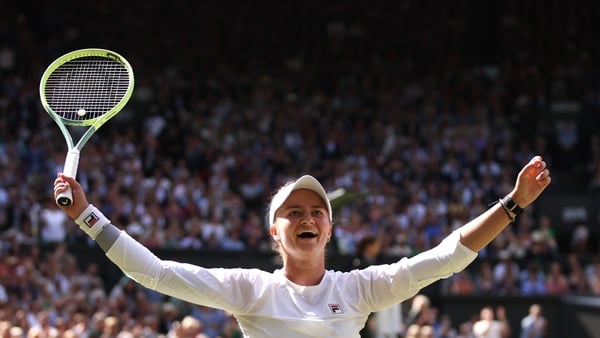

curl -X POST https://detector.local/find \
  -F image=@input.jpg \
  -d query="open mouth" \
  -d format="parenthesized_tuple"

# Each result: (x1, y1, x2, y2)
(297, 231, 318, 239)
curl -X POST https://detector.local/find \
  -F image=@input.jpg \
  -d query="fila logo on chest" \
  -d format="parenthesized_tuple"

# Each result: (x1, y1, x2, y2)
(328, 304, 343, 314)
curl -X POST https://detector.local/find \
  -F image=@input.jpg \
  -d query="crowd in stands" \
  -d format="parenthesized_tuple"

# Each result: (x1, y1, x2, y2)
(0, 0, 600, 337)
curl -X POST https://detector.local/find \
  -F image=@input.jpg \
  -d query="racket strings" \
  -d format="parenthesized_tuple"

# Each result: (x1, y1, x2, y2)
(45, 56, 131, 121)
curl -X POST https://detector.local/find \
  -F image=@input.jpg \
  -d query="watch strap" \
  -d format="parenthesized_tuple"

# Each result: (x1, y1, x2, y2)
(502, 196, 523, 216)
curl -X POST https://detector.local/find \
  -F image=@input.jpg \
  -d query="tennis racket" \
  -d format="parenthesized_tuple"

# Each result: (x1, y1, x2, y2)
(39, 48, 134, 206)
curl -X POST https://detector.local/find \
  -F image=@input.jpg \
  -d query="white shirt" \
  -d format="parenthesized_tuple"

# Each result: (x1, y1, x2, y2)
(375, 303, 403, 337)
(106, 229, 477, 338)
(473, 320, 504, 338)
(40, 208, 68, 242)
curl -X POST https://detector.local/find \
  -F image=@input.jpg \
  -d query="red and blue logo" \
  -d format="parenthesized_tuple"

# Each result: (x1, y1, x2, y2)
(328, 304, 343, 314)
(84, 212, 100, 228)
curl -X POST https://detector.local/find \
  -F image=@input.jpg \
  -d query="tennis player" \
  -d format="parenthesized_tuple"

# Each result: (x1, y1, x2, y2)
(53, 156, 551, 337)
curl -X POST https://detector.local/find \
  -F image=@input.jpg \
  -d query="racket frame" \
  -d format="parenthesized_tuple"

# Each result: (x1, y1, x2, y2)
(40, 48, 134, 205)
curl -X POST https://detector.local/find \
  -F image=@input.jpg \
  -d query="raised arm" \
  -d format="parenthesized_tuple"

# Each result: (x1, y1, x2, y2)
(458, 155, 551, 252)
(53, 173, 259, 312)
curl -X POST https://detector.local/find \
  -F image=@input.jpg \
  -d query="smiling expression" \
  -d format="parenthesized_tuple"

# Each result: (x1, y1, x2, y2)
(270, 189, 332, 257)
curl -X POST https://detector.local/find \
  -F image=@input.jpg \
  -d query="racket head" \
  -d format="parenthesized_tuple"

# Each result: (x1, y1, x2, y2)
(39, 48, 135, 127)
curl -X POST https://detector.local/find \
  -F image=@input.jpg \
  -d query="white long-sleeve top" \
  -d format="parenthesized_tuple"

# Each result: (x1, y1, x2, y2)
(105, 229, 477, 337)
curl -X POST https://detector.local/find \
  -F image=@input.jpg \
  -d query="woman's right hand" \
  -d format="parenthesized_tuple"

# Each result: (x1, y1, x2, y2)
(53, 173, 90, 219)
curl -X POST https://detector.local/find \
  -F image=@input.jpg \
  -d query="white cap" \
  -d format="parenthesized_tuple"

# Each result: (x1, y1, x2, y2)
(268, 175, 332, 225)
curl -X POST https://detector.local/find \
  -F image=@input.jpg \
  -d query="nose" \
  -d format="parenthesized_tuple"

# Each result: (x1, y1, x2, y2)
(300, 216, 315, 224)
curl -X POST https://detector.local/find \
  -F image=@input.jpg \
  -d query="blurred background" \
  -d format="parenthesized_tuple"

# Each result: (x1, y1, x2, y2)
(0, 0, 599, 337)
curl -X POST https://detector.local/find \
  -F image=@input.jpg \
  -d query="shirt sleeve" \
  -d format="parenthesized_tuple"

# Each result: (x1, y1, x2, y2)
(105, 230, 265, 312)
(352, 229, 477, 312)
(404, 229, 478, 290)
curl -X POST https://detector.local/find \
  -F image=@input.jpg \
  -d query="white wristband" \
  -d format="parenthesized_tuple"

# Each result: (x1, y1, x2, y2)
(75, 204, 111, 239)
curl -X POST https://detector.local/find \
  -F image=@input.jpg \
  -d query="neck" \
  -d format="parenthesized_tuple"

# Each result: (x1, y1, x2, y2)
(282, 258, 326, 286)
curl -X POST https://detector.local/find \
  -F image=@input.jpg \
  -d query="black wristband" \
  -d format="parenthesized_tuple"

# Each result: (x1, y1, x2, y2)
(498, 198, 515, 222)
(501, 195, 523, 216)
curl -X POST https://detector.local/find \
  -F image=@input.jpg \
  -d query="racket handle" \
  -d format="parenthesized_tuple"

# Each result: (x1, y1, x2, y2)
(57, 149, 80, 206)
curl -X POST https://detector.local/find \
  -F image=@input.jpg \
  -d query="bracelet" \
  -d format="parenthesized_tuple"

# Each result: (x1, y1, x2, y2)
(501, 195, 524, 216)
(498, 198, 516, 223)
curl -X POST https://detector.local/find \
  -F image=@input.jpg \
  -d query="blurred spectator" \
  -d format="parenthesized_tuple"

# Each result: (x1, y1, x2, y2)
(519, 261, 546, 296)
(0, 276, 7, 305)
(554, 120, 580, 168)
(473, 260, 496, 295)
(350, 236, 382, 270)
(566, 253, 589, 293)
(495, 263, 521, 296)
(220, 227, 246, 251)
(447, 270, 476, 296)
(109, 276, 148, 317)
(472, 306, 510, 338)
(39, 199, 69, 244)
(403, 294, 435, 338)
(220, 312, 242, 338)
(571, 224, 591, 256)
(9, 326, 24, 338)
(534, 215, 559, 257)
(457, 314, 478, 338)
(69, 313, 89, 337)
(436, 314, 459, 338)
(584, 255, 600, 295)
(27, 310, 60, 338)
(507, 211, 536, 260)
(189, 305, 228, 338)
(179, 217, 204, 250)
(167, 315, 209, 338)
(101, 315, 121, 337)
(492, 251, 520, 288)
(350, 235, 403, 338)
(201, 212, 226, 245)
(158, 303, 181, 335)
(385, 232, 413, 258)
(77, 262, 105, 293)
(519, 303, 547, 338)
(545, 260, 570, 295)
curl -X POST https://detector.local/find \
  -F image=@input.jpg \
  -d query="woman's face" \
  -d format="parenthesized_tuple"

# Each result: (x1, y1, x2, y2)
(270, 189, 332, 259)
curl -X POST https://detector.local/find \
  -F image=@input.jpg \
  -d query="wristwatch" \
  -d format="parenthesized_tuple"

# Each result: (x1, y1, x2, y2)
(502, 196, 523, 216)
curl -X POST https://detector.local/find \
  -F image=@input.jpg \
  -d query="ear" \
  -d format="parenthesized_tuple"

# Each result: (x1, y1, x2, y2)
(269, 225, 280, 241)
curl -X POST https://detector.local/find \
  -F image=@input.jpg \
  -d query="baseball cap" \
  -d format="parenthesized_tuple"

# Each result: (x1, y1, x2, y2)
(268, 175, 332, 225)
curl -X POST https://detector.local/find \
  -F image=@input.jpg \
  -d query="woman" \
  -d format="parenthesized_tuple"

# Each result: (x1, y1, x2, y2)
(53, 156, 551, 338)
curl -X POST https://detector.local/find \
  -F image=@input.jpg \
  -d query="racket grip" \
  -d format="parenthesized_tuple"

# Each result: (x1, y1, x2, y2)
(57, 149, 80, 206)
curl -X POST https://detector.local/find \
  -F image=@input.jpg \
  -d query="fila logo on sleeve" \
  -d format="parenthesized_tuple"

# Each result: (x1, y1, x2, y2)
(84, 212, 100, 228)
(328, 304, 343, 314)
